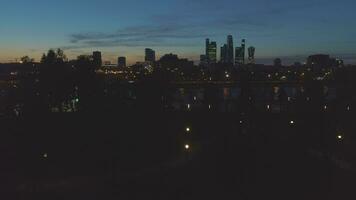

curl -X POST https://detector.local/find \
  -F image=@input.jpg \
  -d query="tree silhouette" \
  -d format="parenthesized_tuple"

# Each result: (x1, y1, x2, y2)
(39, 49, 75, 112)
(20, 56, 34, 63)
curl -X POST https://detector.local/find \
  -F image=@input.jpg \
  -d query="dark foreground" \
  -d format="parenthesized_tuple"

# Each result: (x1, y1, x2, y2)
(1, 108, 355, 200)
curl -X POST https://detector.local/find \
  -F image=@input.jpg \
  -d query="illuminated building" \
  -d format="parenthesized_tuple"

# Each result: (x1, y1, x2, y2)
(205, 39, 217, 64)
(145, 48, 156, 63)
(235, 39, 246, 65)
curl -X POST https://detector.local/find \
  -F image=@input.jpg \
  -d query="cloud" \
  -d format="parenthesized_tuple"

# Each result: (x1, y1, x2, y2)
(67, 23, 210, 49)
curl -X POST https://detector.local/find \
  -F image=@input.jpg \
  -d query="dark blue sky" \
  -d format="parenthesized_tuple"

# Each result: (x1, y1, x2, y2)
(1, 0, 356, 64)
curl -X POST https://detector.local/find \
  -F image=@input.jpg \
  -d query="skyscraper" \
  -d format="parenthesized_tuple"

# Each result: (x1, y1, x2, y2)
(145, 48, 156, 63)
(205, 39, 217, 64)
(118, 56, 126, 68)
(235, 39, 246, 65)
(220, 44, 227, 63)
(93, 51, 102, 68)
(248, 46, 255, 64)
(235, 47, 244, 65)
(226, 35, 234, 64)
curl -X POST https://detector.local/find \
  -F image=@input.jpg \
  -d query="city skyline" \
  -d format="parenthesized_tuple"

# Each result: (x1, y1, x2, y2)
(1, 0, 356, 65)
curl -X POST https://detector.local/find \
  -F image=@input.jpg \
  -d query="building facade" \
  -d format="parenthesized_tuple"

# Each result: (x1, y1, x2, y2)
(145, 48, 156, 63)
(205, 39, 217, 64)
(118, 56, 126, 68)
(226, 35, 234, 64)
(93, 51, 102, 68)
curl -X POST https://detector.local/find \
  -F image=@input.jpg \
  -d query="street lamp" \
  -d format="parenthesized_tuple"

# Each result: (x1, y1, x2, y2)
(185, 144, 190, 150)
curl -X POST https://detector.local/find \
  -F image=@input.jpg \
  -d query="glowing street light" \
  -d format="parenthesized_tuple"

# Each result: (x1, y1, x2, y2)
(185, 144, 190, 150)
(186, 127, 191, 132)
(290, 120, 295, 125)
(43, 153, 48, 158)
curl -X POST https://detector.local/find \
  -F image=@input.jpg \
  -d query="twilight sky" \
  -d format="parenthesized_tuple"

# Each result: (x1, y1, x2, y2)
(1, 0, 356, 65)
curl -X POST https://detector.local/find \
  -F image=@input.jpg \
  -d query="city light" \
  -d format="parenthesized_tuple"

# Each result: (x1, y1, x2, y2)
(337, 134, 344, 141)
(186, 127, 191, 132)
(290, 120, 295, 125)
(43, 153, 48, 158)
(185, 144, 190, 150)
(267, 105, 270, 110)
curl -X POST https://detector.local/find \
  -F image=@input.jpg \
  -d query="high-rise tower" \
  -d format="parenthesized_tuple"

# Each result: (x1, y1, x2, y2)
(145, 48, 156, 63)
(205, 39, 217, 64)
(226, 35, 234, 64)
(248, 46, 255, 64)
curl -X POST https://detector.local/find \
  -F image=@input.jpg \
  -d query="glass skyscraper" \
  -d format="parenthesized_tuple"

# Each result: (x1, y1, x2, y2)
(220, 44, 227, 63)
(226, 35, 234, 64)
(205, 39, 217, 64)
(235, 39, 246, 65)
